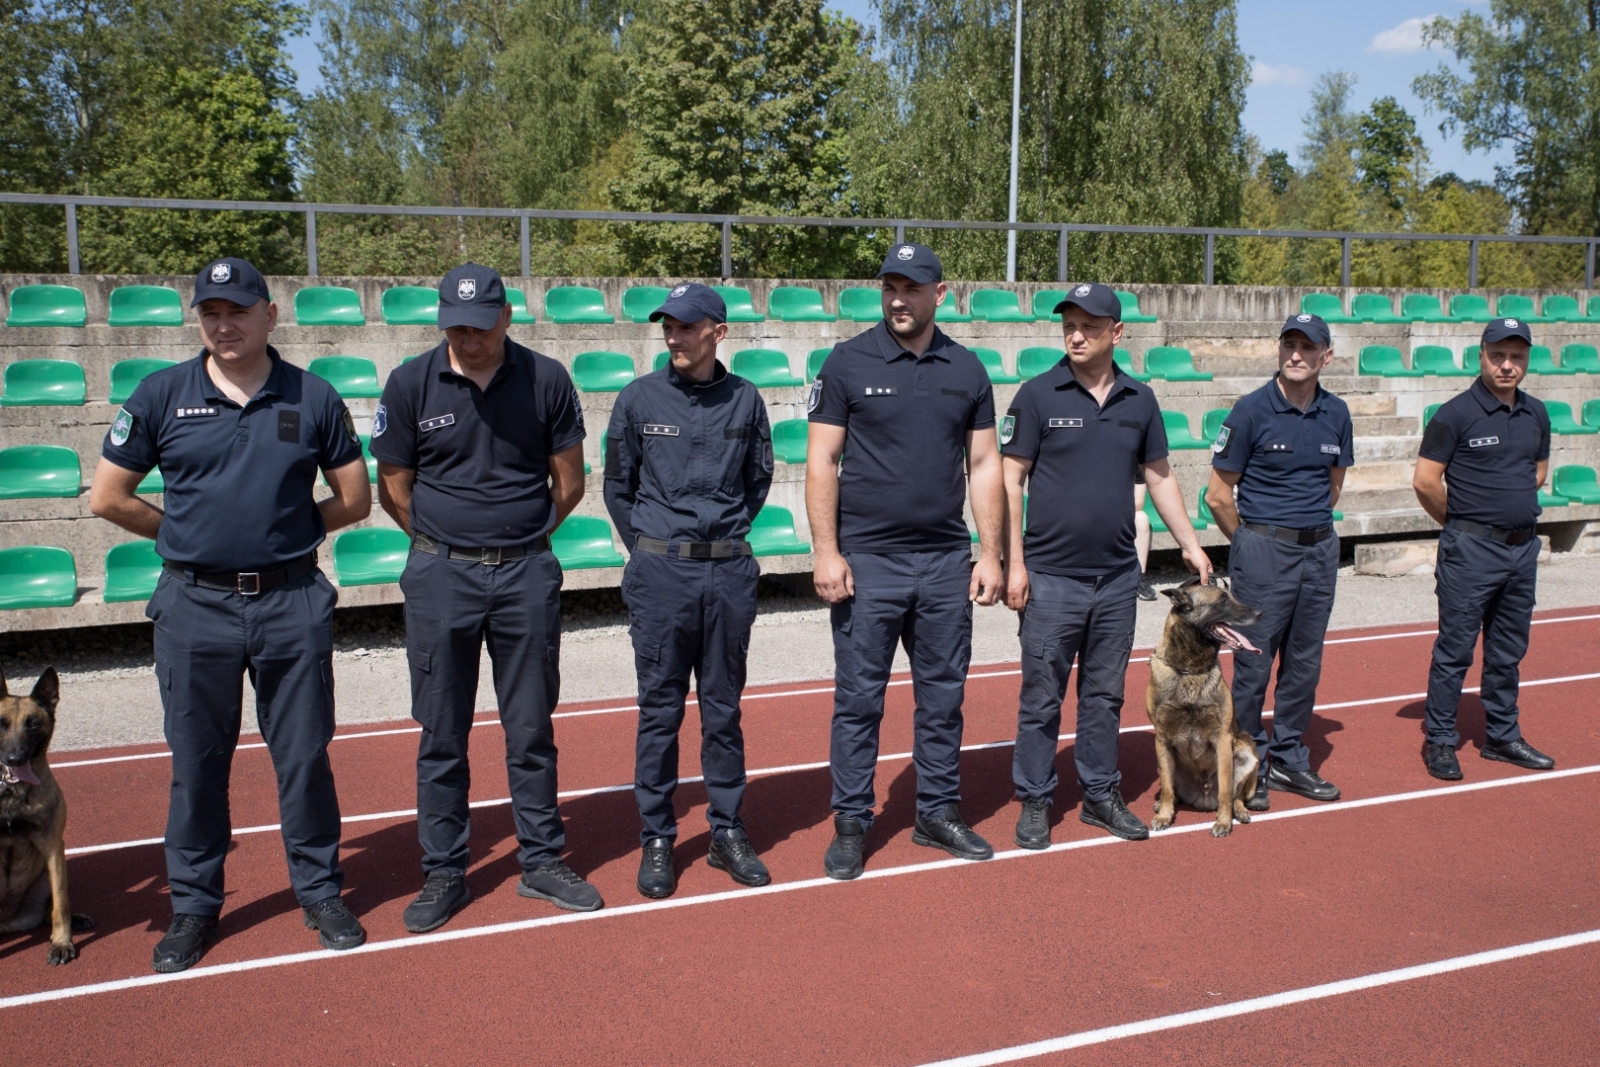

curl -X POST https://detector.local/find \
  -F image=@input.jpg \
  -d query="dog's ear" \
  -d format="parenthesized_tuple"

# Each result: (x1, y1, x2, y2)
(0, 663, 7, 698)
(30, 667, 58, 713)
(1161, 587, 1188, 607)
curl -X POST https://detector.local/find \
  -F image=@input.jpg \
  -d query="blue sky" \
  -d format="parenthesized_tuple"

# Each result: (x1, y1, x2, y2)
(285, 0, 1509, 186)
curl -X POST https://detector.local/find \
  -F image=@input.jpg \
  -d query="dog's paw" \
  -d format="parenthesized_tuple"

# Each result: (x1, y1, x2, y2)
(1210, 821, 1232, 838)
(46, 940, 78, 966)
(70, 913, 94, 932)
(1234, 811, 1251, 824)
(1151, 814, 1174, 832)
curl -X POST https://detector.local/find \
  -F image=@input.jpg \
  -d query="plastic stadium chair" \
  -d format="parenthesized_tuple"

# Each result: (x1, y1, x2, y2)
(1201, 408, 1231, 445)
(969, 289, 1034, 322)
(333, 528, 411, 586)
(807, 348, 832, 382)
(552, 515, 625, 569)
(1033, 290, 1067, 321)
(506, 288, 536, 324)
(772, 419, 809, 464)
(1544, 401, 1597, 435)
(747, 505, 811, 556)
(1495, 294, 1546, 322)
(108, 285, 183, 327)
(767, 286, 834, 322)
(103, 541, 163, 603)
(1449, 294, 1493, 322)
(1584, 400, 1600, 431)
(294, 286, 364, 326)
(653, 351, 671, 372)
(1463, 344, 1480, 367)
(1162, 410, 1209, 449)
(1552, 465, 1600, 504)
(108, 358, 177, 405)
(713, 286, 765, 322)
(358, 435, 377, 483)
(1358, 345, 1425, 378)
(838, 287, 883, 322)
(572, 352, 635, 392)
(1538, 295, 1581, 323)
(1, 359, 87, 405)
(1350, 293, 1402, 323)
(1113, 347, 1152, 382)
(1197, 486, 1216, 526)
(4, 285, 86, 327)
(1117, 290, 1157, 323)
(1401, 294, 1456, 322)
(1423, 403, 1442, 428)
(0, 445, 80, 499)
(1587, 296, 1600, 321)
(307, 356, 383, 398)
(1411, 346, 1474, 377)
(1144, 346, 1212, 381)
(544, 285, 613, 324)
(973, 347, 1020, 384)
(1560, 344, 1600, 373)
(0, 546, 77, 609)
(1018, 347, 1063, 380)
(934, 290, 972, 322)
(1528, 345, 1576, 375)
(1299, 293, 1354, 323)
(1539, 488, 1569, 508)
(622, 286, 670, 323)
(731, 349, 803, 387)
(381, 286, 438, 325)
(136, 468, 164, 494)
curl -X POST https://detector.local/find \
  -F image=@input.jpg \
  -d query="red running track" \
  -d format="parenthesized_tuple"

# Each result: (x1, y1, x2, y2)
(3, 607, 1598, 1065)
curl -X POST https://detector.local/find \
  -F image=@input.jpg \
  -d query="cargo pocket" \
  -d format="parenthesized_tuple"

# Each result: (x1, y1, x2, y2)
(629, 614, 662, 664)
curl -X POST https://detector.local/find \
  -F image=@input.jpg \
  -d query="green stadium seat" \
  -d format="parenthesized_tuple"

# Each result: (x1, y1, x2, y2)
(103, 541, 163, 603)
(1538, 488, 1569, 508)
(544, 285, 613, 324)
(1422, 403, 1442, 428)
(1552, 465, 1600, 504)
(772, 419, 809, 464)
(1538, 295, 1581, 323)
(767, 286, 834, 322)
(1358, 345, 1424, 378)
(622, 286, 670, 323)
(1162, 410, 1209, 449)
(1033, 290, 1067, 321)
(1528, 345, 1576, 375)
(653, 351, 671, 372)
(838, 287, 883, 322)
(1544, 401, 1597, 435)
(1412, 346, 1474, 377)
(332, 528, 410, 586)
(1584, 399, 1600, 431)
(381, 286, 438, 325)
(1332, 509, 1344, 521)
(1144, 346, 1212, 381)
(934, 290, 971, 322)
(0, 546, 77, 609)
(1017, 347, 1063, 380)
(732, 349, 802, 387)
(307, 356, 383, 398)
(358, 435, 377, 482)
(552, 515, 625, 569)
(1587, 296, 1600, 321)
(807, 348, 831, 382)
(1350, 293, 1402, 323)
(747, 506, 811, 556)
(1117, 290, 1157, 323)
(4, 285, 86, 327)
(1, 359, 86, 405)
(1449, 294, 1493, 322)
(1201, 408, 1230, 445)
(1494, 294, 1546, 322)
(1463, 344, 1480, 367)
(1401, 294, 1456, 322)
(109, 358, 177, 404)
(973, 347, 1020, 384)
(1560, 344, 1600, 373)
(294, 286, 364, 326)
(572, 351, 635, 392)
(108, 285, 183, 327)
(136, 468, 164, 495)
(969, 289, 1034, 322)
(1299, 293, 1354, 323)
(713, 286, 764, 322)
(506, 288, 536, 324)
(1197, 486, 1216, 526)
(0, 446, 80, 499)
(1113, 347, 1152, 382)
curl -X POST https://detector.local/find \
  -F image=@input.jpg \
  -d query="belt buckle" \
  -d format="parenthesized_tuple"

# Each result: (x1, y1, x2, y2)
(236, 571, 261, 596)
(480, 547, 503, 566)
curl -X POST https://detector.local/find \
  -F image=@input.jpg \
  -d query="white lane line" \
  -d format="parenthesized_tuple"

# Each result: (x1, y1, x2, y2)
(12, 762, 1600, 1012)
(914, 927, 1600, 1067)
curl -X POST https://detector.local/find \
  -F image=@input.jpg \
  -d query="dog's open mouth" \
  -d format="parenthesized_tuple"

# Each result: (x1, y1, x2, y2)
(1209, 624, 1262, 654)
(0, 761, 39, 786)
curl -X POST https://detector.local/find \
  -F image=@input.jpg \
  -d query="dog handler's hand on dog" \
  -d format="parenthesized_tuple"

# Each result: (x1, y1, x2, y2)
(1143, 459, 1211, 585)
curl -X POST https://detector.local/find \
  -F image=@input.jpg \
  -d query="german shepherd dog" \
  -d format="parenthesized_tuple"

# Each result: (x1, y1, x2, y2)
(0, 666, 92, 963)
(1146, 579, 1263, 838)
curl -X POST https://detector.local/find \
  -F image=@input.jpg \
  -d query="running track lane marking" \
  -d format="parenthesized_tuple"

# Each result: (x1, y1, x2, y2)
(911, 928, 1600, 1067)
(46, 611, 1600, 771)
(58, 670, 1600, 857)
(10, 762, 1599, 1012)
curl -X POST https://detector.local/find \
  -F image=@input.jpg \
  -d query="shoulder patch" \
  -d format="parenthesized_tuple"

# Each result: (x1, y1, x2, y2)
(110, 408, 133, 447)
(999, 414, 1016, 445)
(342, 409, 360, 446)
(1211, 425, 1232, 455)
(807, 376, 823, 414)
(571, 387, 584, 431)
(372, 403, 388, 438)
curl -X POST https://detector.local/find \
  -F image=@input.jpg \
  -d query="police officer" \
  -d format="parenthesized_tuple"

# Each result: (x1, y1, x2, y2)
(807, 243, 1005, 879)
(1412, 317, 1556, 780)
(1204, 312, 1353, 809)
(371, 263, 600, 931)
(89, 257, 371, 972)
(603, 284, 774, 899)
(1002, 282, 1212, 847)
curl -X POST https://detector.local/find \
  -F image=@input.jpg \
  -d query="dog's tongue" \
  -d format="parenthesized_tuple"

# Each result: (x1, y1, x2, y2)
(1210, 624, 1262, 654)
(2, 761, 39, 785)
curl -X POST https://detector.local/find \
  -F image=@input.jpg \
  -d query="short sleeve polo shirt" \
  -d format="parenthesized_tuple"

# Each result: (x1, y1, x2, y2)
(368, 339, 585, 546)
(808, 321, 995, 553)
(1001, 359, 1169, 577)
(1418, 377, 1550, 529)
(1211, 376, 1354, 529)
(100, 348, 364, 570)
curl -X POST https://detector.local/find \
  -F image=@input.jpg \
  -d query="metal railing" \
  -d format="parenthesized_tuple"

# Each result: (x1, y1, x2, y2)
(2, 191, 1596, 288)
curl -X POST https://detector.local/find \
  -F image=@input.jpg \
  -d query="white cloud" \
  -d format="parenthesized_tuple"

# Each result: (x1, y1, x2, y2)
(1366, 16, 1439, 56)
(1251, 60, 1311, 88)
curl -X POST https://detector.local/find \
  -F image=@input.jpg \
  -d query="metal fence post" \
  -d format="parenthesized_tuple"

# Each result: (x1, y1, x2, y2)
(1057, 228, 1069, 282)
(1468, 240, 1479, 288)
(520, 215, 531, 278)
(65, 203, 80, 274)
(894, 223, 905, 245)
(1204, 233, 1215, 285)
(721, 220, 732, 278)
(1340, 237, 1351, 287)
(1587, 241, 1595, 290)
(304, 210, 318, 276)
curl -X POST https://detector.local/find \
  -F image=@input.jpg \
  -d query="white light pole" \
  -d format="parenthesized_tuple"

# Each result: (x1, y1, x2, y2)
(1006, 0, 1023, 282)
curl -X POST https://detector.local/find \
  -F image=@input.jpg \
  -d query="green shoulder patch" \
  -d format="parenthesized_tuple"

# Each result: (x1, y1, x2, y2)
(110, 408, 134, 447)
(342, 408, 360, 445)
(999, 414, 1016, 446)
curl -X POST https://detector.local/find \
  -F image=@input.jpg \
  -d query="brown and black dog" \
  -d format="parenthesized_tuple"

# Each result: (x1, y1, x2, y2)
(0, 665, 92, 964)
(1146, 579, 1263, 838)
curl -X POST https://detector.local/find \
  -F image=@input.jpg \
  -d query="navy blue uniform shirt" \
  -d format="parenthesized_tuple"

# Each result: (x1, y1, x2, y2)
(808, 321, 995, 553)
(1001, 360, 1168, 577)
(1418, 377, 1550, 529)
(603, 361, 773, 549)
(1211, 376, 1354, 529)
(368, 339, 585, 546)
(101, 348, 363, 570)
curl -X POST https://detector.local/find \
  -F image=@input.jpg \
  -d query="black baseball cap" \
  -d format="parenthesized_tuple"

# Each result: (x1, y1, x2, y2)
(191, 257, 269, 308)
(1481, 317, 1534, 345)
(1280, 312, 1332, 347)
(438, 263, 507, 330)
(650, 282, 727, 324)
(1053, 282, 1121, 321)
(878, 242, 943, 284)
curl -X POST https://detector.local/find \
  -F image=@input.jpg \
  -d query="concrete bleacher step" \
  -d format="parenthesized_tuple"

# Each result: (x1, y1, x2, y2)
(1352, 415, 1420, 437)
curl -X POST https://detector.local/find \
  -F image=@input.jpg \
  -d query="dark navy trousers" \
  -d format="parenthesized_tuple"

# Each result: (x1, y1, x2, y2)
(1227, 525, 1339, 772)
(1014, 563, 1140, 804)
(829, 549, 973, 829)
(400, 548, 566, 874)
(622, 550, 760, 844)
(147, 568, 344, 917)
(1424, 523, 1538, 747)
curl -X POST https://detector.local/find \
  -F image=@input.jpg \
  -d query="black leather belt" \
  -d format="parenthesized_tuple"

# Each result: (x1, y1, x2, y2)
(1449, 519, 1535, 545)
(1243, 523, 1334, 546)
(634, 536, 753, 559)
(164, 553, 319, 595)
(412, 531, 549, 564)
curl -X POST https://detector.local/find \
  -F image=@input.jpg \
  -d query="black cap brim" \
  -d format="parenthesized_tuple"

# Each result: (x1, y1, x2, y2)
(1051, 298, 1120, 322)
(190, 288, 265, 309)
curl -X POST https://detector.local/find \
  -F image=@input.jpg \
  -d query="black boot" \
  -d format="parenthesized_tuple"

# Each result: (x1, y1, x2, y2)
(823, 816, 866, 880)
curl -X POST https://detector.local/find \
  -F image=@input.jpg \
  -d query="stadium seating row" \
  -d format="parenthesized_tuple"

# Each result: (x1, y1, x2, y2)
(1358, 344, 1600, 377)
(1298, 292, 1600, 324)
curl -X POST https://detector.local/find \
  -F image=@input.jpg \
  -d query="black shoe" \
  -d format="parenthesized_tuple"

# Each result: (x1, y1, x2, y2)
(302, 896, 366, 951)
(912, 804, 995, 860)
(1137, 577, 1157, 602)
(519, 861, 603, 912)
(1482, 738, 1555, 770)
(151, 913, 219, 974)
(1080, 788, 1149, 840)
(1014, 797, 1051, 850)
(1244, 770, 1271, 812)
(403, 870, 470, 933)
(708, 828, 771, 887)
(637, 838, 676, 899)
(1424, 742, 1463, 780)
(1265, 764, 1340, 801)
(823, 816, 866, 880)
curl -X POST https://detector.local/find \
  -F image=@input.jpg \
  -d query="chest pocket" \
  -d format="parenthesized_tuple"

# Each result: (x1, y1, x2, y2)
(639, 421, 688, 494)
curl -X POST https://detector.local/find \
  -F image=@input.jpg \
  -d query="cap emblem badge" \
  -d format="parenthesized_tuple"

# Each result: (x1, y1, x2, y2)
(896, 245, 915, 261)
(1073, 284, 1092, 297)
(670, 284, 689, 297)
(1297, 313, 1312, 322)
(1504, 318, 1518, 327)
(457, 278, 477, 301)
(210, 263, 231, 283)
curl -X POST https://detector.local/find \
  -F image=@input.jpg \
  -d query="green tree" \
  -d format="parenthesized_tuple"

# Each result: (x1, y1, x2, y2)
(1358, 96, 1422, 211)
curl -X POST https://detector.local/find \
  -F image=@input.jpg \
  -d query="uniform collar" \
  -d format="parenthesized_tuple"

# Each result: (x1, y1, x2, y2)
(665, 359, 729, 390)
(197, 345, 287, 404)
(1470, 375, 1528, 414)
(870, 319, 956, 362)
(1267, 373, 1329, 415)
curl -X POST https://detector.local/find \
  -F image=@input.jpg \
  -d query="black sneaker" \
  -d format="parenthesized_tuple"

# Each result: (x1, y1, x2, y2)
(151, 913, 219, 974)
(1244, 770, 1270, 812)
(912, 804, 994, 860)
(302, 896, 367, 951)
(823, 816, 866, 880)
(519, 861, 604, 912)
(1080, 788, 1149, 840)
(1137, 576, 1157, 602)
(1423, 742, 1463, 780)
(637, 838, 675, 899)
(1014, 797, 1051, 850)
(1481, 738, 1555, 770)
(708, 828, 771, 887)
(403, 870, 471, 933)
